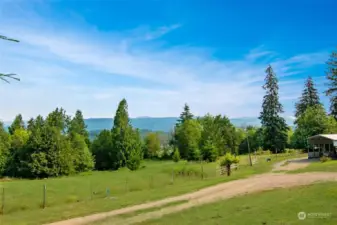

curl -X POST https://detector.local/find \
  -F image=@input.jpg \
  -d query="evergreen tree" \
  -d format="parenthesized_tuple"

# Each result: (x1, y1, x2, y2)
(295, 76, 321, 120)
(172, 147, 180, 162)
(325, 47, 337, 119)
(177, 103, 194, 124)
(111, 99, 140, 168)
(259, 65, 289, 153)
(200, 138, 218, 162)
(8, 114, 25, 135)
(176, 119, 201, 160)
(70, 134, 94, 172)
(68, 110, 90, 146)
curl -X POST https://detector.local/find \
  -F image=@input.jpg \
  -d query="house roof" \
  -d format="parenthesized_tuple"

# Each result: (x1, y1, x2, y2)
(308, 134, 337, 141)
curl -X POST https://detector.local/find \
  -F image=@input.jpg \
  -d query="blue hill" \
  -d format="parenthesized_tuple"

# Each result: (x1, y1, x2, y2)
(2, 117, 294, 133)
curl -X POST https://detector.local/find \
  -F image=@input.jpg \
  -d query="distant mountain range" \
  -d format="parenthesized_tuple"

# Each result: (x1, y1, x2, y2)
(85, 117, 295, 132)
(2, 117, 295, 133)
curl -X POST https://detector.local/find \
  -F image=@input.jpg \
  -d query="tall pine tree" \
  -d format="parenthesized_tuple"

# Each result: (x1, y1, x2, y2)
(295, 76, 321, 120)
(8, 114, 25, 135)
(177, 103, 194, 124)
(259, 65, 289, 153)
(325, 47, 337, 119)
(111, 99, 142, 169)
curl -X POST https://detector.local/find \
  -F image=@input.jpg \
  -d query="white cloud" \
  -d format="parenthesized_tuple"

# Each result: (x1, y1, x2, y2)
(0, 2, 328, 121)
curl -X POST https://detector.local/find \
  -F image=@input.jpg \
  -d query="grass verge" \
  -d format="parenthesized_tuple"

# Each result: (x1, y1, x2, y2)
(289, 160, 337, 173)
(137, 182, 337, 225)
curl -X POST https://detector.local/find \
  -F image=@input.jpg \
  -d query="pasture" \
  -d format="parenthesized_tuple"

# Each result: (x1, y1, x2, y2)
(0, 152, 304, 225)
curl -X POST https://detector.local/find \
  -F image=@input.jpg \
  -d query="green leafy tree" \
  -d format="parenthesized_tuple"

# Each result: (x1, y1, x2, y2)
(70, 134, 94, 172)
(176, 119, 201, 160)
(5, 128, 29, 177)
(46, 108, 70, 133)
(144, 132, 161, 158)
(91, 130, 116, 170)
(0, 122, 11, 176)
(292, 105, 337, 149)
(8, 114, 25, 135)
(200, 139, 218, 162)
(198, 114, 238, 156)
(259, 65, 289, 153)
(24, 125, 74, 178)
(219, 153, 240, 176)
(126, 149, 141, 171)
(68, 110, 90, 146)
(325, 47, 337, 119)
(172, 147, 180, 162)
(295, 76, 321, 121)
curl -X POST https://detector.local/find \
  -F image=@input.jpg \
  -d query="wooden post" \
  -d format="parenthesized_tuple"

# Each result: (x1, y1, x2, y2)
(171, 169, 174, 184)
(201, 162, 204, 180)
(43, 184, 46, 209)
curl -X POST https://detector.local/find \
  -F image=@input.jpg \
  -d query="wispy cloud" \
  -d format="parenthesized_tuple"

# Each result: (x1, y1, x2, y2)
(0, 1, 328, 121)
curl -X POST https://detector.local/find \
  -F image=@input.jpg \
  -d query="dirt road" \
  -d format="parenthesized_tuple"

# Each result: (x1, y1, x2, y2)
(272, 157, 316, 172)
(46, 159, 337, 225)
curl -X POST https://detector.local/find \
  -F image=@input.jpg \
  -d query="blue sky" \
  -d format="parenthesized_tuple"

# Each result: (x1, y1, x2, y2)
(0, 0, 336, 121)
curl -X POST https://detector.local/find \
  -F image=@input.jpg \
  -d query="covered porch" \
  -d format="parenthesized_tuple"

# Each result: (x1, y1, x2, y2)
(307, 134, 337, 159)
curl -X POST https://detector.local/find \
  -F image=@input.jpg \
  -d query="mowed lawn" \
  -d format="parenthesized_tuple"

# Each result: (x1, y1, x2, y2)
(137, 182, 337, 225)
(0, 153, 304, 225)
(289, 160, 337, 173)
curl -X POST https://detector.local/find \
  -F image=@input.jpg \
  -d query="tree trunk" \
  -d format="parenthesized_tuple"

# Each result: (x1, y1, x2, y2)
(226, 164, 231, 176)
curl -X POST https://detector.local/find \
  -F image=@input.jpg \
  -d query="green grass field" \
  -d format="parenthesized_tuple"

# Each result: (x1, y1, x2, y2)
(289, 160, 337, 173)
(0, 153, 304, 225)
(135, 182, 337, 225)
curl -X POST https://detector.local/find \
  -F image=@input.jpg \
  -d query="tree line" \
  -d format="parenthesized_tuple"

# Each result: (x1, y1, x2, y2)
(1, 45, 337, 177)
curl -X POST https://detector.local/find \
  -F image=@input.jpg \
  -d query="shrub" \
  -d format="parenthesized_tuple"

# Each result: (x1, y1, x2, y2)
(218, 153, 240, 176)
(126, 151, 142, 171)
(320, 156, 332, 163)
(256, 147, 264, 155)
(285, 148, 296, 154)
(172, 148, 181, 163)
(263, 150, 271, 155)
(173, 165, 205, 178)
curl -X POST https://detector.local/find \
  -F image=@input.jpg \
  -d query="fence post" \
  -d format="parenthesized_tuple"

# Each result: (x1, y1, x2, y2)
(1, 187, 4, 214)
(43, 184, 46, 209)
(171, 169, 174, 184)
(201, 162, 204, 179)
